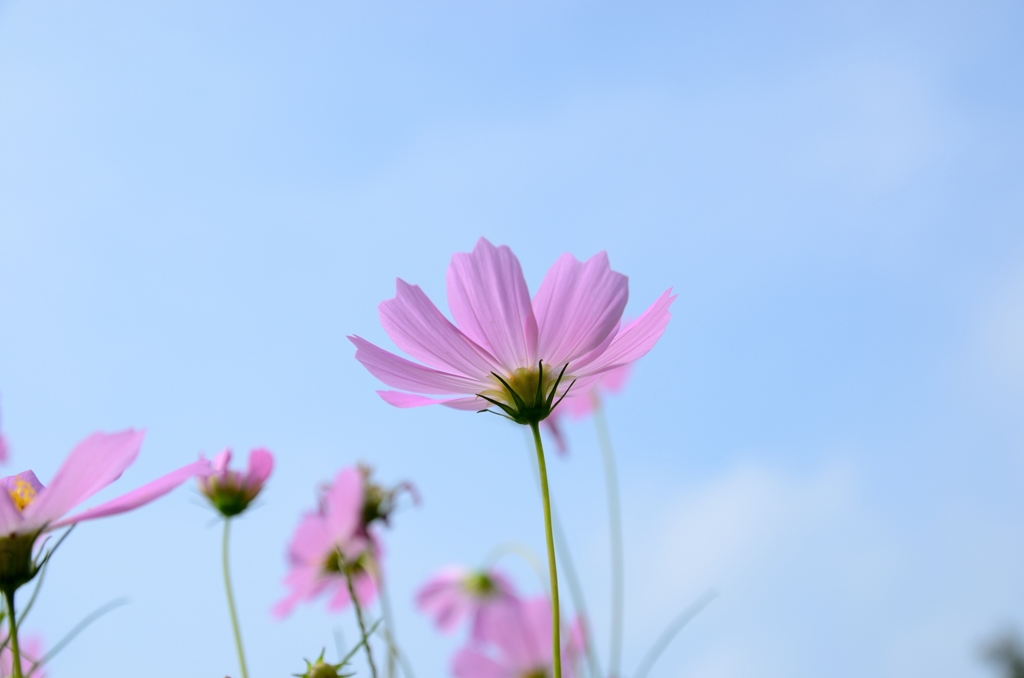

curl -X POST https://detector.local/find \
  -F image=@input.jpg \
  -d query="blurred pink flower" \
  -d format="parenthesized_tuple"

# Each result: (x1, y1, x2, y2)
(0, 633, 45, 678)
(349, 238, 674, 423)
(273, 467, 380, 618)
(0, 430, 210, 536)
(451, 596, 585, 678)
(416, 566, 518, 640)
(198, 447, 274, 517)
(543, 363, 632, 454)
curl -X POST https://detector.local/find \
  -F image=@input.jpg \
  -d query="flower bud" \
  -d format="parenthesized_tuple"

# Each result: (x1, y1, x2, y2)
(198, 448, 274, 518)
(294, 651, 350, 678)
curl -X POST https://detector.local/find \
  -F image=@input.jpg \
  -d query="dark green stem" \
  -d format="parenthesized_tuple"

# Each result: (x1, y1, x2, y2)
(222, 519, 249, 678)
(4, 588, 23, 678)
(529, 421, 562, 678)
(593, 396, 625, 678)
(344, 566, 378, 678)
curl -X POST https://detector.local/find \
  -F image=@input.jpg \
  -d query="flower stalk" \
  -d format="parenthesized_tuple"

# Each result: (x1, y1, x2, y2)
(4, 588, 23, 678)
(344, 562, 378, 678)
(593, 395, 624, 678)
(529, 421, 562, 678)
(222, 519, 249, 678)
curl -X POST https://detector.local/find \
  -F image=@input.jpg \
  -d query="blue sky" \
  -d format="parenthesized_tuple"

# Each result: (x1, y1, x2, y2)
(1, 0, 1023, 676)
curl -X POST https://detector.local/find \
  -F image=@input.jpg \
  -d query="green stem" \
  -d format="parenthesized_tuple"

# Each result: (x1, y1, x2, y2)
(593, 396, 625, 678)
(222, 519, 249, 678)
(4, 588, 23, 678)
(344, 566, 378, 678)
(376, 565, 415, 678)
(529, 421, 562, 678)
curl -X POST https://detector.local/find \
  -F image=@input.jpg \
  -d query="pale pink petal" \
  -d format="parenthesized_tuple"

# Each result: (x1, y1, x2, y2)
(286, 513, 332, 564)
(23, 430, 145, 527)
(572, 290, 676, 377)
(353, 569, 378, 606)
(211, 449, 232, 473)
(50, 459, 211, 529)
(446, 238, 538, 372)
(0, 435, 8, 465)
(246, 448, 274, 488)
(326, 579, 354, 611)
(380, 279, 498, 377)
(377, 391, 468, 408)
(324, 468, 363, 544)
(521, 598, 555, 666)
(0, 487, 24, 534)
(452, 648, 514, 678)
(542, 417, 569, 456)
(439, 396, 490, 411)
(273, 565, 325, 618)
(350, 336, 484, 394)
(485, 598, 537, 670)
(533, 252, 628, 368)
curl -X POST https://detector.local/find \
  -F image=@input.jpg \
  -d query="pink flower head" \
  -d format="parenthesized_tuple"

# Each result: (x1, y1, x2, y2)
(543, 363, 632, 454)
(416, 566, 518, 640)
(0, 429, 210, 592)
(1, 633, 46, 677)
(274, 467, 380, 618)
(198, 447, 274, 517)
(349, 238, 674, 425)
(452, 596, 585, 678)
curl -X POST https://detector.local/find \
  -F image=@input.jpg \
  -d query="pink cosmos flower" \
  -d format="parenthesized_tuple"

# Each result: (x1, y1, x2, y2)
(273, 467, 380, 618)
(0, 430, 209, 537)
(0, 634, 45, 678)
(416, 566, 518, 640)
(543, 363, 632, 454)
(349, 238, 674, 423)
(452, 596, 585, 678)
(198, 447, 274, 517)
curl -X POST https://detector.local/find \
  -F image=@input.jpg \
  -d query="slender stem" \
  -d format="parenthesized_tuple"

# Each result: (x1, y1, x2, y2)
(551, 507, 601, 678)
(344, 566, 378, 678)
(529, 421, 562, 678)
(4, 589, 23, 678)
(593, 396, 625, 678)
(375, 564, 415, 678)
(632, 590, 718, 678)
(222, 520, 249, 678)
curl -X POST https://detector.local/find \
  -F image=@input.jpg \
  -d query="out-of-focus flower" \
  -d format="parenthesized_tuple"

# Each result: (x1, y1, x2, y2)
(416, 566, 518, 640)
(451, 596, 585, 678)
(0, 430, 210, 593)
(543, 364, 632, 454)
(274, 468, 380, 618)
(357, 464, 418, 532)
(198, 448, 274, 517)
(349, 237, 674, 425)
(0, 633, 46, 677)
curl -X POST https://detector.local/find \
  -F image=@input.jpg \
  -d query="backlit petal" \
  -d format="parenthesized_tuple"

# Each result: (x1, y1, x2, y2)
(50, 459, 211, 529)
(533, 252, 628, 368)
(350, 336, 484, 395)
(24, 430, 145, 527)
(446, 238, 537, 372)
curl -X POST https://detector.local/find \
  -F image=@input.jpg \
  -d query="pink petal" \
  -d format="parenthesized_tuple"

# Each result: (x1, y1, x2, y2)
(572, 289, 676, 377)
(0, 435, 8, 465)
(485, 598, 538, 670)
(439, 396, 491, 411)
(533, 251, 628, 368)
(245, 448, 274, 487)
(446, 238, 538, 372)
(452, 648, 513, 678)
(350, 336, 484, 395)
(50, 459, 212, 529)
(211, 449, 232, 473)
(380, 279, 498, 377)
(377, 391, 471, 409)
(23, 430, 145, 527)
(0, 486, 24, 534)
(324, 467, 363, 544)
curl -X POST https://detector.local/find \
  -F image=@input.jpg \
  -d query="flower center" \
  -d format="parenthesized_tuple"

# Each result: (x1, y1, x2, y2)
(462, 572, 497, 598)
(8, 479, 36, 512)
(477, 361, 575, 425)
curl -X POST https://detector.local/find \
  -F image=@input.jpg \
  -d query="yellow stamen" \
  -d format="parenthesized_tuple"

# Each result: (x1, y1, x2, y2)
(8, 479, 36, 511)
